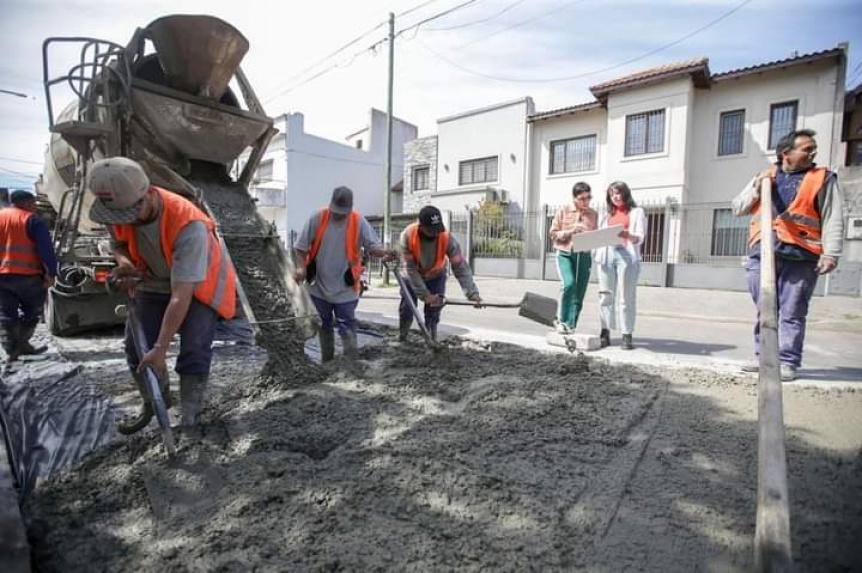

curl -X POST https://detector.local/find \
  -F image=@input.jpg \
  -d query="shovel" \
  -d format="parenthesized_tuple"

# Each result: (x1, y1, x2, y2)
(442, 292, 558, 327)
(116, 302, 176, 458)
(382, 261, 442, 351)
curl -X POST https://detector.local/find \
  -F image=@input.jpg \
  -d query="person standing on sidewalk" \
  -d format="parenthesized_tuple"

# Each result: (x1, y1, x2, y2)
(549, 182, 598, 334)
(87, 157, 237, 435)
(595, 181, 647, 350)
(732, 129, 844, 382)
(398, 205, 482, 342)
(294, 186, 392, 363)
(0, 189, 57, 366)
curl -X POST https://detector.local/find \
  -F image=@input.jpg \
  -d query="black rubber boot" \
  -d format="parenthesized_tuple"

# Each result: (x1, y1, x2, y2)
(180, 374, 208, 430)
(429, 324, 438, 342)
(1, 323, 20, 362)
(342, 329, 359, 360)
(599, 329, 611, 348)
(398, 318, 411, 342)
(319, 326, 335, 362)
(17, 320, 47, 356)
(117, 373, 154, 435)
(622, 334, 634, 350)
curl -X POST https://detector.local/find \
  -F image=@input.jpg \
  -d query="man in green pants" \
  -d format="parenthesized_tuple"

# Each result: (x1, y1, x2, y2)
(549, 182, 597, 333)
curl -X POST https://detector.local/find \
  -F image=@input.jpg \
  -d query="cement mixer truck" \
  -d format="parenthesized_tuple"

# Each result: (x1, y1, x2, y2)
(40, 15, 279, 335)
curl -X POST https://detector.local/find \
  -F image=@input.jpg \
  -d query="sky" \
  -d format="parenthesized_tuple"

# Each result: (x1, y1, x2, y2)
(1, 0, 861, 189)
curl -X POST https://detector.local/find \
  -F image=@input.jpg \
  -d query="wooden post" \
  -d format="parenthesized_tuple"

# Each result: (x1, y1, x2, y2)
(754, 177, 792, 572)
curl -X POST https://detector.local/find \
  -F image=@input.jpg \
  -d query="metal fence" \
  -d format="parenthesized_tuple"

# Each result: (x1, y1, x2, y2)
(308, 199, 752, 280)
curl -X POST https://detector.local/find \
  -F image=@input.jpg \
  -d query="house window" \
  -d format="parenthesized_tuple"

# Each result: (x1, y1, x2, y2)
(768, 101, 798, 149)
(718, 110, 745, 156)
(413, 165, 429, 191)
(625, 109, 665, 156)
(550, 135, 597, 174)
(459, 156, 498, 185)
(255, 160, 273, 183)
(711, 208, 748, 256)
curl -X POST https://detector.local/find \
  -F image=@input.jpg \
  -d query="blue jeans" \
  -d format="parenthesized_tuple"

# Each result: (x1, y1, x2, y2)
(124, 291, 218, 376)
(746, 257, 819, 368)
(399, 273, 447, 330)
(310, 295, 358, 336)
(597, 247, 640, 334)
(0, 274, 46, 329)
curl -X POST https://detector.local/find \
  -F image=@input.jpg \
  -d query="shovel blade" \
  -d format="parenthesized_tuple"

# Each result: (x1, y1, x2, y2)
(517, 291, 557, 327)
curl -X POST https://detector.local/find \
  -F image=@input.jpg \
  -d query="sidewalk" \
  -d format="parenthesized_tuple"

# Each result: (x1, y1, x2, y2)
(357, 277, 862, 386)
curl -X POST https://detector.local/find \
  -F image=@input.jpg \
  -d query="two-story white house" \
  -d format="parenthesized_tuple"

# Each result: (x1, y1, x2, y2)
(240, 108, 417, 244)
(528, 45, 848, 291)
(402, 45, 856, 294)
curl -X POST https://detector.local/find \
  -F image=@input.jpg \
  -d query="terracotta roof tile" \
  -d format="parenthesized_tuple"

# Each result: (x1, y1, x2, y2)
(712, 47, 845, 81)
(589, 58, 710, 100)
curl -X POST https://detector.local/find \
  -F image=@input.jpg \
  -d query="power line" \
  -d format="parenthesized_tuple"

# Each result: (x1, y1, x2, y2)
(0, 166, 39, 179)
(453, 0, 587, 49)
(424, 0, 529, 32)
(417, 0, 754, 83)
(263, 0, 453, 104)
(0, 156, 43, 166)
(397, 0, 483, 37)
(265, 0, 485, 101)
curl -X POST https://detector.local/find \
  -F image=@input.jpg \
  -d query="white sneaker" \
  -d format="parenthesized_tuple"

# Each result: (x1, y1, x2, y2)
(780, 364, 798, 382)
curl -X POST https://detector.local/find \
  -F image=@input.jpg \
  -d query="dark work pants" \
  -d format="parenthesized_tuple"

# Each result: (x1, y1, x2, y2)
(310, 295, 358, 336)
(124, 291, 218, 376)
(0, 275, 46, 353)
(399, 273, 447, 330)
(746, 257, 819, 368)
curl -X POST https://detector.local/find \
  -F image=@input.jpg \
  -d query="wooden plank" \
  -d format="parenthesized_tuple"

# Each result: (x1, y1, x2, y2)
(754, 177, 792, 572)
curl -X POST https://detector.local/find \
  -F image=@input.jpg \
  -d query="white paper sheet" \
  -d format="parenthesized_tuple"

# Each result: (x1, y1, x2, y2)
(569, 224, 625, 252)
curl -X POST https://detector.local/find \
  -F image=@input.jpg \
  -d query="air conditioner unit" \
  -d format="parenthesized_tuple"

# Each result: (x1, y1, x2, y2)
(498, 190, 510, 204)
(484, 189, 497, 202)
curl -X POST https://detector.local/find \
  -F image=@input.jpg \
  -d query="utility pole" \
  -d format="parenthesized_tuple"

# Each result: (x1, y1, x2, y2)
(382, 11, 395, 285)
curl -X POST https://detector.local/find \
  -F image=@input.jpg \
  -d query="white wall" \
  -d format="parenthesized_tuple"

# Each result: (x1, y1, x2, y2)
(604, 77, 694, 204)
(688, 60, 842, 204)
(434, 98, 533, 213)
(529, 107, 608, 209)
(240, 109, 418, 242)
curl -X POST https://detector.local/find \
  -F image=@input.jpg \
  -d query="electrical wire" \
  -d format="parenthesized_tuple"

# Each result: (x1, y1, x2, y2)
(423, 0, 529, 32)
(454, 0, 586, 49)
(417, 0, 754, 83)
(0, 156, 43, 166)
(397, 0, 483, 37)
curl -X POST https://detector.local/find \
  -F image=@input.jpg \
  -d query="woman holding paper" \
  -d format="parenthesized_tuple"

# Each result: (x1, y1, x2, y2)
(549, 182, 598, 333)
(595, 181, 647, 350)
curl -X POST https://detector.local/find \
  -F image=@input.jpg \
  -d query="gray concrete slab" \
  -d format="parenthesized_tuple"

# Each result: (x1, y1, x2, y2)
(357, 277, 862, 387)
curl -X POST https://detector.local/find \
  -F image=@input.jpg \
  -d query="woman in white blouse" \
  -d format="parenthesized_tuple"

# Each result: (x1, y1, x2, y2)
(594, 181, 647, 350)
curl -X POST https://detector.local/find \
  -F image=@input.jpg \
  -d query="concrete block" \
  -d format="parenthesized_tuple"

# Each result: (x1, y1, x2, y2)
(546, 331, 601, 351)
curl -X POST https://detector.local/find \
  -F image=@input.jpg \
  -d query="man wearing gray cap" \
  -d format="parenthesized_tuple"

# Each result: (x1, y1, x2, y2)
(294, 186, 392, 362)
(86, 157, 237, 435)
(398, 205, 481, 342)
(0, 189, 57, 365)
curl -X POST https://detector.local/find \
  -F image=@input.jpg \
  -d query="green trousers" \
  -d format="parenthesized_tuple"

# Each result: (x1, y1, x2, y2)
(555, 250, 592, 329)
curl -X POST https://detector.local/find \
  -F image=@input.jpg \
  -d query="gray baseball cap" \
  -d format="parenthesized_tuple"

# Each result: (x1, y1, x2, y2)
(87, 157, 150, 225)
(329, 186, 354, 215)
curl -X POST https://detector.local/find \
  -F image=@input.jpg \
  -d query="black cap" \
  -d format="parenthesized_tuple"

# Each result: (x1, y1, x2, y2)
(10, 189, 36, 205)
(418, 205, 445, 232)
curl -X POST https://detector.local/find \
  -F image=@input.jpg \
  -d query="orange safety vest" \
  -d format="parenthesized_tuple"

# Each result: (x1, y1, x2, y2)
(405, 222, 455, 278)
(113, 187, 237, 319)
(748, 166, 828, 256)
(0, 207, 42, 276)
(306, 209, 362, 293)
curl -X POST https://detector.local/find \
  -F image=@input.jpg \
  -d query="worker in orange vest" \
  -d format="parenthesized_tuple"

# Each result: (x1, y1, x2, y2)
(733, 129, 844, 382)
(294, 186, 395, 362)
(86, 157, 237, 435)
(0, 189, 57, 367)
(398, 205, 482, 342)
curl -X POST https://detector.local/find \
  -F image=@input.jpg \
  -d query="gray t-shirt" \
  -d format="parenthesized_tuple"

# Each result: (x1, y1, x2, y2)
(295, 212, 381, 303)
(123, 220, 209, 293)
